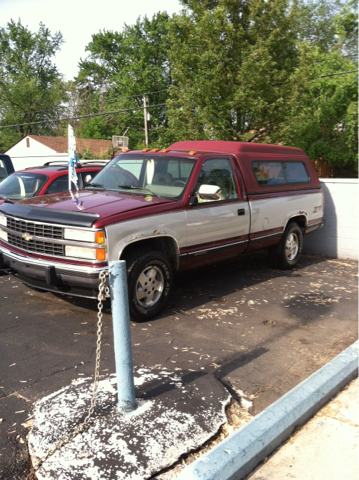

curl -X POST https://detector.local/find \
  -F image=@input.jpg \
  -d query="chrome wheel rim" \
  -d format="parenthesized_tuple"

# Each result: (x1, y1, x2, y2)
(135, 265, 164, 308)
(285, 233, 299, 261)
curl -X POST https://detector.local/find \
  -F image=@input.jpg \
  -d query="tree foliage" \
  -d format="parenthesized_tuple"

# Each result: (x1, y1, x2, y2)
(273, 1, 358, 176)
(165, 0, 300, 142)
(0, 20, 67, 152)
(74, 13, 171, 148)
(164, 0, 357, 176)
(0, 3, 357, 176)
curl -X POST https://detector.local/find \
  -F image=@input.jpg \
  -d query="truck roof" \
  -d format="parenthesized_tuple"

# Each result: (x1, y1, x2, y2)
(168, 141, 305, 156)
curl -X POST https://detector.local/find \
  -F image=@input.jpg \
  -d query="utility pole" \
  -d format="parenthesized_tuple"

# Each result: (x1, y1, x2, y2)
(143, 95, 148, 146)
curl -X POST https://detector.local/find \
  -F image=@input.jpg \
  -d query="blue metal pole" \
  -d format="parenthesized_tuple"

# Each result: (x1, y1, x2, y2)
(109, 260, 137, 413)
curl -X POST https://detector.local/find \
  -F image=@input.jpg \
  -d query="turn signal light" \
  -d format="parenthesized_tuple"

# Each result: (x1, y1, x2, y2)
(151, 148, 160, 152)
(96, 249, 106, 261)
(95, 231, 105, 244)
(189, 151, 197, 155)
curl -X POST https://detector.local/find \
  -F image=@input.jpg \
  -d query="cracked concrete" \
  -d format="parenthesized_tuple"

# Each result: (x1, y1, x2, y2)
(29, 369, 231, 480)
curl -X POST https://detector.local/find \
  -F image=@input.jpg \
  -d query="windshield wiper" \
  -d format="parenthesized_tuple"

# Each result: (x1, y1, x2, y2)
(86, 182, 107, 191)
(118, 185, 159, 197)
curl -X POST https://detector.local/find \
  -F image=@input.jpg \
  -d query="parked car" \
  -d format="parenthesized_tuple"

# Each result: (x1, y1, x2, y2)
(0, 141, 324, 320)
(0, 154, 15, 183)
(0, 160, 108, 203)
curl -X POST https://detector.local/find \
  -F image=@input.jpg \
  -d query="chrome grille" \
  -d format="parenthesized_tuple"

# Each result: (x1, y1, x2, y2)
(8, 233, 64, 256)
(7, 217, 63, 239)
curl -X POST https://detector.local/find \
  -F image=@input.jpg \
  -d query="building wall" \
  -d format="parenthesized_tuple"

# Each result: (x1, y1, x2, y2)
(303, 179, 358, 260)
(5, 137, 67, 171)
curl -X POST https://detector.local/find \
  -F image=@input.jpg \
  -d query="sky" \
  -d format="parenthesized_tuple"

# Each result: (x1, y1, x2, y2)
(0, 0, 183, 81)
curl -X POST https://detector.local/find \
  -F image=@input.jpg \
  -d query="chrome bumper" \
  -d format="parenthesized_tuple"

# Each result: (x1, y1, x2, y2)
(1, 245, 108, 299)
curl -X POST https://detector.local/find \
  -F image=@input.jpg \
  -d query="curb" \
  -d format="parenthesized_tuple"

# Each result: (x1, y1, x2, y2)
(177, 341, 358, 480)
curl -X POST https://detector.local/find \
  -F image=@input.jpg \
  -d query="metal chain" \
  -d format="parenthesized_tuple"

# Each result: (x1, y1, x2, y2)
(34, 271, 110, 471)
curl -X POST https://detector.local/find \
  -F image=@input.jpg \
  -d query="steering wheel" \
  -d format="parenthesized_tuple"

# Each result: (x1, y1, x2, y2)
(173, 180, 186, 187)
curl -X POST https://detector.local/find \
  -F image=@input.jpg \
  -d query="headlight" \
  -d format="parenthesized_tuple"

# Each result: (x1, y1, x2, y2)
(65, 245, 106, 261)
(64, 228, 96, 243)
(0, 230, 8, 242)
(0, 215, 6, 227)
(65, 246, 96, 260)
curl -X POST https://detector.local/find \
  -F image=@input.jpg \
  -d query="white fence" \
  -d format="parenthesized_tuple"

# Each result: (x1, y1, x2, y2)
(304, 179, 358, 260)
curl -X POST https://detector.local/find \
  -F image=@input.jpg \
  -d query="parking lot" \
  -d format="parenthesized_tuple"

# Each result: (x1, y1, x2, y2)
(0, 252, 358, 479)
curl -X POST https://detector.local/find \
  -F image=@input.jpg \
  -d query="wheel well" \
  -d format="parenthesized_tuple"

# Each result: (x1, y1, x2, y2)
(287, 215, 307, 230)
(120, 237, 179, 272)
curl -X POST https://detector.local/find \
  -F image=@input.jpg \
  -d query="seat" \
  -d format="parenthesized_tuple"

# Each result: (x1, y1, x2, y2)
(152, 172, 173, 185)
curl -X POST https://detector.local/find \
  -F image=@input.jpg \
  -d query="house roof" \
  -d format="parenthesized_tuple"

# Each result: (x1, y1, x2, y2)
(27, 135, 112, 155)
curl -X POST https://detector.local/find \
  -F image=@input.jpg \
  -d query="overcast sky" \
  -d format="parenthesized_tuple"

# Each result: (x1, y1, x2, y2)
(1, 0, 183, 81)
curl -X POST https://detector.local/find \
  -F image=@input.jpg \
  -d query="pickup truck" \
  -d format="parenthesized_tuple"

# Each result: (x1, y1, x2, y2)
(0, 141, 324, 320)
(0, 154, 15, 183)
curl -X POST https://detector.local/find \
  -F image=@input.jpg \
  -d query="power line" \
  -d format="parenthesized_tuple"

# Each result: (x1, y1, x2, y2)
(12, 89, 170, 117)
(315, 69, 358, 79)
(0, 103, 167, 130)
(273, 69, 357, 86)
(0, 70, 357, 130)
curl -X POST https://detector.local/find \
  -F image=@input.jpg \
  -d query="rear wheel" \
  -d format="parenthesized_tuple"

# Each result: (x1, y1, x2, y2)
(269, 222, 303, 270)
(126, 250, 172, 321)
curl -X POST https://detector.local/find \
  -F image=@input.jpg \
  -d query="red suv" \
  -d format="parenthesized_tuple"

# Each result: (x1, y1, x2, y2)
(0, 160, 108, 203)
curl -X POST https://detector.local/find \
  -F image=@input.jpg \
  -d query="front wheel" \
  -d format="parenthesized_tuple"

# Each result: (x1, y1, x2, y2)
(127, 250, 172, 321)
(269, 223, 303, 270)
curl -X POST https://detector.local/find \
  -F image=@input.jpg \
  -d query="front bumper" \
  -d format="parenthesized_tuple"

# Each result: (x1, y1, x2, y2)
(1, 246, 108, 299)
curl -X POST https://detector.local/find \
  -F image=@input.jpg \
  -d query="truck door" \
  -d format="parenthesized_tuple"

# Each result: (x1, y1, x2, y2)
(183, 155, 250, 264)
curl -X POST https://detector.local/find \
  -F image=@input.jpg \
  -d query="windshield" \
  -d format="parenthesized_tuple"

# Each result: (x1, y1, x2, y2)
(88, 154, 196, 200)
(0, 172, 47, 200)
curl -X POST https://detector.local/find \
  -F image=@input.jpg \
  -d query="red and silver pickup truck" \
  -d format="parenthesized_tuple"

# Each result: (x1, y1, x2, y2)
(0, 141, 324, 320)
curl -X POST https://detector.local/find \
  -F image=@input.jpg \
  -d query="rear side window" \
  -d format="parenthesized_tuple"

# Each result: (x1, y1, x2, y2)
(284, 162, 310, 183)
(252, 162, 286, 186)
(252, 161, 310, 187)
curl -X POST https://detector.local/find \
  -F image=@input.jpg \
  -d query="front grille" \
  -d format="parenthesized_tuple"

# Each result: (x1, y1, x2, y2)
(7, 217, 63, 240)
(8, 233, 65, 256)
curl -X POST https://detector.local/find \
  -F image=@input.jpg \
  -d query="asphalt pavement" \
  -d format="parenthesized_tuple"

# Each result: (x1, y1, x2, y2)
(0, 251, 358, 479)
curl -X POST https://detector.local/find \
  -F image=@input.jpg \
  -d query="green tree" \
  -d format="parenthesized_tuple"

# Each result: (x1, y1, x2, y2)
(271, 1, 358, 177)
(271, 49, 358, 177)
(75, 12, 171, 148)
(0, 20, 67, 152)
(165, 0, 357, 176)
(165, 0, 300, 143)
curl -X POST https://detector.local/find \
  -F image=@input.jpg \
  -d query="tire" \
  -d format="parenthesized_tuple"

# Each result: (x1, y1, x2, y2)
(126, 250, 173, 321)
(269, 222, 303, 270)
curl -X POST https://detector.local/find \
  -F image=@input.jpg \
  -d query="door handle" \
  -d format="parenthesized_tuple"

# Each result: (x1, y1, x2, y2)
(237, 209, 245, 216)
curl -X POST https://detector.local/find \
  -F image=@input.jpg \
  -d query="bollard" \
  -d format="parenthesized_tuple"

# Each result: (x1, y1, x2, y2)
(109, 260, 138, 413)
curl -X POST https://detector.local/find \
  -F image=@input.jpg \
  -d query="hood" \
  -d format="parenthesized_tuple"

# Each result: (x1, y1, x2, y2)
(18, 189, 171, 219)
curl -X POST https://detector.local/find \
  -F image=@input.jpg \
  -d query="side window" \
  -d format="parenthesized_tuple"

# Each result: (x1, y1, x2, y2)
(195, 158, 238, 202)
(0, 160, 6, 182)
(284, 162, 310, 183)
(46, 174, 81, 194)
(252, 162, 286, 186)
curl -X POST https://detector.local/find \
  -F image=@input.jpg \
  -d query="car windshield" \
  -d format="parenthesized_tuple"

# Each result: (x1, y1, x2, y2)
(88, 154, 196, 200)
(0, 172, 47, 200)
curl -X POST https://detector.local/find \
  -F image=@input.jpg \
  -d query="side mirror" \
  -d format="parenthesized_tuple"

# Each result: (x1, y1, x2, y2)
(198, 184, 221, 200)
(84, 174, 92, 184)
